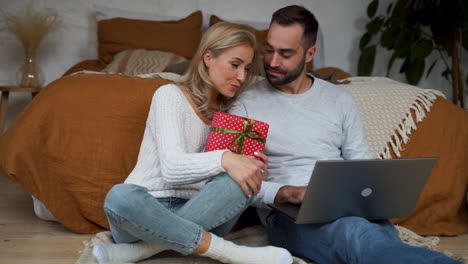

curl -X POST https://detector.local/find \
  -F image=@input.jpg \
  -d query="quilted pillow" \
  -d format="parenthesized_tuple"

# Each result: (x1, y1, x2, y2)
(102, 49, 187, 75)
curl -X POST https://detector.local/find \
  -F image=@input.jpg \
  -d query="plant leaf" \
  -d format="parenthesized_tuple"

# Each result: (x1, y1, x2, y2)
(413, 39, 433, 59)
(425, 60, 437, 79)
(381, 26, 398, 49)
(396, 44, 410, 58)
(400, 58, 409, 73)
(405, 59, 425, 85)
(358, 45, 376, 76)
(392, 0, 408, 18)
(442, 67, 451, 81)
(359, 32, 373, 51)
(368, 0, 379, 18)
(386, 2, 394, 15)
(366, 17, 384, 35)
(394, 29, 415, 58)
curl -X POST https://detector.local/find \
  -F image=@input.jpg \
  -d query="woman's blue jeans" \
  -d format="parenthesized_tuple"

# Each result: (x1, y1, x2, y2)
(103, 173, 252, 255)
(266, 212, 460, 264)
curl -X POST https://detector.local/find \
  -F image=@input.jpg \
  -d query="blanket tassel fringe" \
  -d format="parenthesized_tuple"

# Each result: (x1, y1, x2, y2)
(379, 90, 444, 159)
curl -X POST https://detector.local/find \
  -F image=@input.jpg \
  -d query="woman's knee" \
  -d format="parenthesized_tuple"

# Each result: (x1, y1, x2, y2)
(210, 173, 253, 204)
(104, 184, 146, 215)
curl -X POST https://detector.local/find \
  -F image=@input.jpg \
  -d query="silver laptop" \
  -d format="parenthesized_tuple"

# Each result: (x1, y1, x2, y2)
(268, 158, 437, 224)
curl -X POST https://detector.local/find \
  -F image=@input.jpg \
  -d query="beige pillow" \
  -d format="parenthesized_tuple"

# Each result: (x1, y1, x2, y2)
(102, 49, 187, 75)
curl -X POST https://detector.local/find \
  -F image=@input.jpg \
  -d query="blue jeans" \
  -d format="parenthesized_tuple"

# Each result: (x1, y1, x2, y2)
(103, 173, 252, 255)
(266, 212, 461, 264)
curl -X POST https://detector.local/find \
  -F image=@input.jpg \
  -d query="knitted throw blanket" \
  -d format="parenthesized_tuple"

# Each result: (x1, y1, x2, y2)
(339, 77, 444, 159)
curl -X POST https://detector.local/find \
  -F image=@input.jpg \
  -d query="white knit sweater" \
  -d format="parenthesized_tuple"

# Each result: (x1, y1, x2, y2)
(124, 84, 227, 199)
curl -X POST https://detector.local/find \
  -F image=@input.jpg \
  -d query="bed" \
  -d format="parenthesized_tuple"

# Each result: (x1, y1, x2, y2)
(0, 7, 466, 240)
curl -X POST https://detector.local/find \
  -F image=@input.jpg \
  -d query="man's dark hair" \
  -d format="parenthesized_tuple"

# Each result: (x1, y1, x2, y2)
(271, 5, 319, 48)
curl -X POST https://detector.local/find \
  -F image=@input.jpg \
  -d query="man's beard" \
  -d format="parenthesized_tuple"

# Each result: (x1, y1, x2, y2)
(264, 56, 306, 86)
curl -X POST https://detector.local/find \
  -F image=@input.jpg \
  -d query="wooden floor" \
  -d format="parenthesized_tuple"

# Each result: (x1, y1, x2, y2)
(0, 175, 93, 264)
(0, 174, 467, 264)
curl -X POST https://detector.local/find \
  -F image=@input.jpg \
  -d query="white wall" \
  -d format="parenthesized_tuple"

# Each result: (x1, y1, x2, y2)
(0, 0, 464, 131)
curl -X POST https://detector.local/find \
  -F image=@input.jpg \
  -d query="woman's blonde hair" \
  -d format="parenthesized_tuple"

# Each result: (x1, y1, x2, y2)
(178, 22, 259, 119)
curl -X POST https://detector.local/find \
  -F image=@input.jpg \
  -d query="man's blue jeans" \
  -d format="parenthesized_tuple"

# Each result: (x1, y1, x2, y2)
(103, 173, 252, 255)
(266, 211, 461, 264)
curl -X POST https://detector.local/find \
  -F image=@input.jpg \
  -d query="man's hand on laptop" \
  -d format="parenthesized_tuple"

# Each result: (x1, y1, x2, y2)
(274, 186, 307, 204)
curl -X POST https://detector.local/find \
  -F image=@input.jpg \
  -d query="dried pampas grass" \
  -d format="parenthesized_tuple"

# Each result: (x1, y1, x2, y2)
(1, 6, 62, 87)
(0, 6, 62, 53)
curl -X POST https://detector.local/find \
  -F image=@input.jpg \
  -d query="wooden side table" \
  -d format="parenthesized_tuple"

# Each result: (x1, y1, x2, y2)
(0, 86, 41, 133)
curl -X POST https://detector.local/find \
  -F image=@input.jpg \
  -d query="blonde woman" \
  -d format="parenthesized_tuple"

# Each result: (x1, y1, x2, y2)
(92, 22, 293, 264)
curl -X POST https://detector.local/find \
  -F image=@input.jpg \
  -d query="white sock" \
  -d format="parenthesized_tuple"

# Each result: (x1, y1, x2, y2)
(32, 195, 57, 221)
(201, 233, 293, 264)
(92, 241, 166, 263)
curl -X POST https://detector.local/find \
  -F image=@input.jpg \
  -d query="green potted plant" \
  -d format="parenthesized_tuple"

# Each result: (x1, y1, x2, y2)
(358, 0, 468, 108)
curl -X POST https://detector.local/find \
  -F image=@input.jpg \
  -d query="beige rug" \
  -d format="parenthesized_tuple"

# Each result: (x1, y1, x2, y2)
(76, 224, 467, 264)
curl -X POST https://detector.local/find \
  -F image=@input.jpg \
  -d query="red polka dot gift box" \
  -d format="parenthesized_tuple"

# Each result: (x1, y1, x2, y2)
(205, 112, 269, 160)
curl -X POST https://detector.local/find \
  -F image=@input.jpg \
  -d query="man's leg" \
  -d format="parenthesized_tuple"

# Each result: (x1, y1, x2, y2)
(267, 212, 461, 264)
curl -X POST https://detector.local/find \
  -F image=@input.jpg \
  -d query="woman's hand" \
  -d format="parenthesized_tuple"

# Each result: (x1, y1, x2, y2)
(221, 151, 267, 196)
(254, 152, 268, 179)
